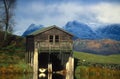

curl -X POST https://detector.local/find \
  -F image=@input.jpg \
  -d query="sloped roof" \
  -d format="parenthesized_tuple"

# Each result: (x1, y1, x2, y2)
(28, 25, 73, 36)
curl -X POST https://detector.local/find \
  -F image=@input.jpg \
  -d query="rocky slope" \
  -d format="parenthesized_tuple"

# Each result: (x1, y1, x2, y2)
(74, 39, 120, 55)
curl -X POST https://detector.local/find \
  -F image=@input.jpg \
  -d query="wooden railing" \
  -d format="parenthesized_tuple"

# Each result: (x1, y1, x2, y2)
(37, 41, 73, 52)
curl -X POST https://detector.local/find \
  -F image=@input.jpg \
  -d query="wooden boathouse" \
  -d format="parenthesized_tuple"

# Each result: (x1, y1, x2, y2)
(25, 25, 74, 74)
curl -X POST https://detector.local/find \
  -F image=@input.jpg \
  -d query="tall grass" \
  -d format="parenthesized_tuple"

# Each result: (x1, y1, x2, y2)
(0, 53, 32, 74)
(75, 66, 120, 77)
(0, 60, 32, 74)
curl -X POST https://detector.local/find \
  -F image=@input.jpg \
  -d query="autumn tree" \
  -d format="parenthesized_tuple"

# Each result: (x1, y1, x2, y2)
(0, 0, 16, 40)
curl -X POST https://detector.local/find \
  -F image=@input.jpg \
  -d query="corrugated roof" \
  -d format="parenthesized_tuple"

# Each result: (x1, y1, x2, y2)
(28, 25, 73, 36)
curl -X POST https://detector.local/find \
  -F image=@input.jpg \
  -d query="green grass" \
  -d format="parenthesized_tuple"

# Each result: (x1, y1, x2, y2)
(74, 51, 120, 64)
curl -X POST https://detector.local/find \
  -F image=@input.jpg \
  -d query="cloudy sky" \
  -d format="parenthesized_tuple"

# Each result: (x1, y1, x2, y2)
(14, 0, 120, 35)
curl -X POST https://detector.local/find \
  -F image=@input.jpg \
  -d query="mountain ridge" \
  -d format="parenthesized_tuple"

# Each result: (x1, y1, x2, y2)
(74, 39, 120, 55)
(22, 20, 120, 41)
(96, 24, 120, 40)
(63, 20, 97, 39)
(22, 24, 44, 36)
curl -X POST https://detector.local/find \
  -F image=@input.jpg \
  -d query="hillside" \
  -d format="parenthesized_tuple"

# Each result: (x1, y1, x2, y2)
(0, 31, 32, 73)
(74, 39, 120, 55)
(74, 51, 120, 64)
(0, 31, 26, 65)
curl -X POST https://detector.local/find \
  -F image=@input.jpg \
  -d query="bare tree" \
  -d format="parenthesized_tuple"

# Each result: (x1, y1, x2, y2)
(0, 0, 16, 40)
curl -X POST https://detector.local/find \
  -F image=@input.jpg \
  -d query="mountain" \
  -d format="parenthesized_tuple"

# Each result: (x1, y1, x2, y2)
(64, 23, 120, 55)
(22, 24, 44, 36)
(74, 39, 120, 55)
(22, 21, 120, 41)
(64, 21, 120, 40)
(63, 21, 97, 39)
(96, 24, 120, 41)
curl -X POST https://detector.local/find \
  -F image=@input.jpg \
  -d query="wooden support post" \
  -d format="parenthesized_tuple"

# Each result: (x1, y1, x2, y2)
(28, 52, 29, 63)
(25, 52, 27, 63)
(33, 72, 38, 79)
(48, 73, 52, 79)
(29, 51, 31, 66)
(48, 63, 52, 73)
(27, 52, 29, 63)
(61, 53, 63, 65)
(48, 45, 52, 73)
(66, 56, 74, 73)
(27, 52, 28, 63)
(28, 51, 30, 64)
(33, 48, 38, 74)
(31, 52, 33, 66)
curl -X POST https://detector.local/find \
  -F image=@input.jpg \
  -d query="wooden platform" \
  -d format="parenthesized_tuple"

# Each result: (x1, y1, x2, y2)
(37, 41, 72, 53)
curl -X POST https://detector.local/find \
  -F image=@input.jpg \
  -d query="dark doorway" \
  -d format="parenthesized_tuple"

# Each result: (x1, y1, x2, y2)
(38, 53, 49, 68)
(50, 53, 64, 71)
(38, 52, 65, 72)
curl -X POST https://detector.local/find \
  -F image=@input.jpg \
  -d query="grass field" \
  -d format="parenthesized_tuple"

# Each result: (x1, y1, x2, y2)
(74, 51, 120, 64)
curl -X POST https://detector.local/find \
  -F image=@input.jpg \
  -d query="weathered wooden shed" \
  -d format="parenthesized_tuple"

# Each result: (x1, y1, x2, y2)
(25, 25, 74, 73)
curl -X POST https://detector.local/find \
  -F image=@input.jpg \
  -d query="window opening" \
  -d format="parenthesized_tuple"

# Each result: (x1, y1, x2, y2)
(55, 35, 59, 42)
(49, 35, 53, 42)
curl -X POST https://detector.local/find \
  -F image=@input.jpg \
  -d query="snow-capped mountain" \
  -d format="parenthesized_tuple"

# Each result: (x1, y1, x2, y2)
(64, 21, 120, 40)
(63, 20, 97, 39)
(96, 24, 120, 40)
(22, 24, 44, 36)
(22, 21, 120, 41)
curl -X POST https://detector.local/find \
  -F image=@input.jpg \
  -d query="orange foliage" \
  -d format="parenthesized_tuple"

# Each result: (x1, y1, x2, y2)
(0, 65, 25, 74)
(102, 39, 116, 44)
(87, 41, 102, 49)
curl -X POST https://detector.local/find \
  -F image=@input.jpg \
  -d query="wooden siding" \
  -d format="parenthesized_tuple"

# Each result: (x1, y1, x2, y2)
(34, 27, 73, 52)
(37, 41, 72, 52)
(34, 28, 72, 41)
(26, 36, 34, 52)
(26, 36, 34, 63)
